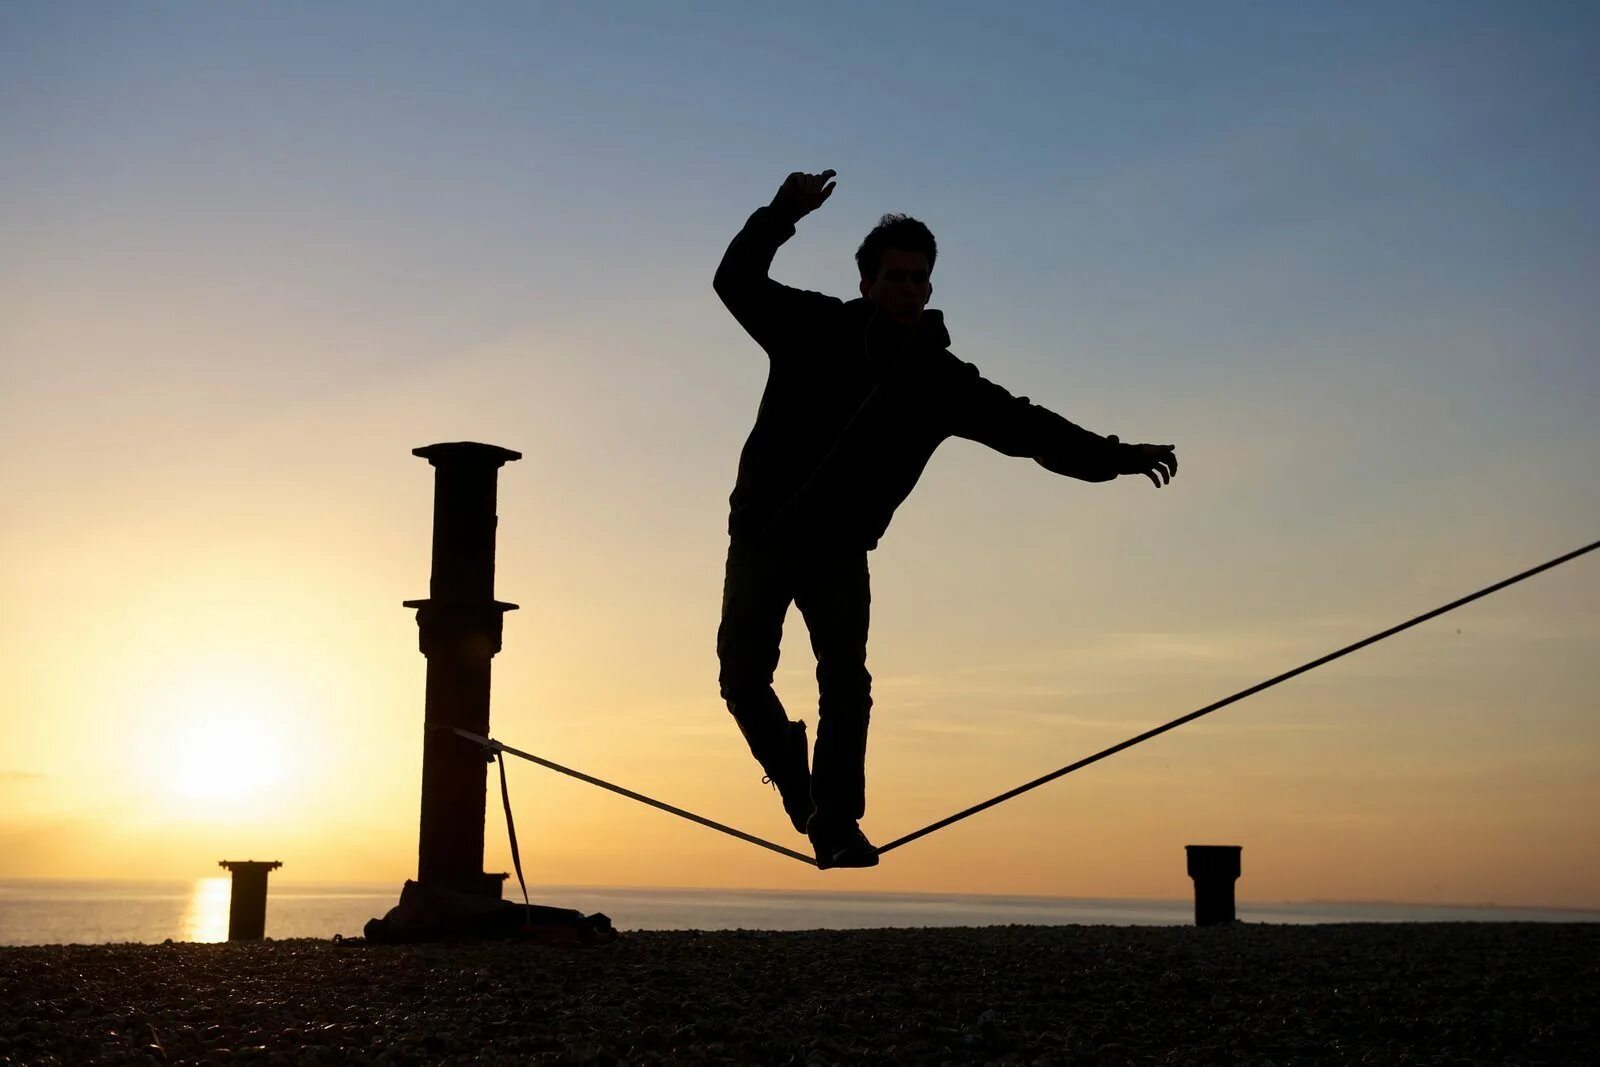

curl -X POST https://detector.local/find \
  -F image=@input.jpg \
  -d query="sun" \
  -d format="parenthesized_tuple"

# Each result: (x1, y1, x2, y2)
(174, 713, 287, 801)
(135, 665, 309, 814)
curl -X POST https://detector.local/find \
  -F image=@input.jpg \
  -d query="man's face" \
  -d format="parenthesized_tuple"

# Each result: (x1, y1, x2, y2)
(860, 248, 932, 325)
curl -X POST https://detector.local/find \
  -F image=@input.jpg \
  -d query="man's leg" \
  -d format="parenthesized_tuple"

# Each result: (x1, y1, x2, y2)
(792, 549, 873, 835)
(716, 537, 811, 830)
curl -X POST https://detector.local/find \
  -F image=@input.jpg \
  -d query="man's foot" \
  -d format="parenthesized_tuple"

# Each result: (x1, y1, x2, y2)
(808, 816, 879, 870)
(760, 720, 813, 834)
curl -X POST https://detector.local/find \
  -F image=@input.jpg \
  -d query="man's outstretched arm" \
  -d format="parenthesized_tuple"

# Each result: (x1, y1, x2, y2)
(872, 314, 1177, 487)
(964, 372, 1177, 486)
(713, 170, 838, 351)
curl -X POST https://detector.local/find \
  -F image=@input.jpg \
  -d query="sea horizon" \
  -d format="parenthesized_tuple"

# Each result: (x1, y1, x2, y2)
(3, 878, 1597, 947)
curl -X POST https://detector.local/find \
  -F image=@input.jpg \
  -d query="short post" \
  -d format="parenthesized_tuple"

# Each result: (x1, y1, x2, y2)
(218, 860, 283, 941)
(1185, 845, 1241, 926)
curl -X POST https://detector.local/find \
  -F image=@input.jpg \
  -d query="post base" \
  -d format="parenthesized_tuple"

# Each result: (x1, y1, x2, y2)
(363, 880, 616, 945)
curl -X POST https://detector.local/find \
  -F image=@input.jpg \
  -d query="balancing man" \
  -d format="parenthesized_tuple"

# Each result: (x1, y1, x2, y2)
(714, 169, 1177, 869)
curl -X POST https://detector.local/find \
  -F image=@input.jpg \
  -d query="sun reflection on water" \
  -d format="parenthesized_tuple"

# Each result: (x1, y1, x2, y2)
(184, 877, 231, 942)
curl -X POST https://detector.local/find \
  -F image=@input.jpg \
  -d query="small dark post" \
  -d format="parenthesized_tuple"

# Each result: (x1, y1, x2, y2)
(1185, 845, 1242, 926)
(403, 442, 521, 897)
(218, 860, 282, 941)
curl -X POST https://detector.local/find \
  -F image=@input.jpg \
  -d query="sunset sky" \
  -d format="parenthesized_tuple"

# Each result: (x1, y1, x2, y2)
(3, 2, 1597, 908)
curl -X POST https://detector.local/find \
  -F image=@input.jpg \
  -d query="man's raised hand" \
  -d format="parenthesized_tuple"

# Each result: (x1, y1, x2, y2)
(1113, 439, 1178, 487)
(771, 169, 837, 223)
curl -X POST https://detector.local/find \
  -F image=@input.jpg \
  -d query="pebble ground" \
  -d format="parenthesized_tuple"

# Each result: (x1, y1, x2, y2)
(3, 924, 1596, 1064)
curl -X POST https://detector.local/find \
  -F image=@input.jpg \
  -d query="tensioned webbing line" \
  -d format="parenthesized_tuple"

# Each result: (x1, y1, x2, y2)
(459, 538, 1597, 865)
(876, 537, 1599, 854)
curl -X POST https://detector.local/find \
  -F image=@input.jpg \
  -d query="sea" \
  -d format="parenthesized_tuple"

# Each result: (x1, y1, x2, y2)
(2, 880, 1596, 946)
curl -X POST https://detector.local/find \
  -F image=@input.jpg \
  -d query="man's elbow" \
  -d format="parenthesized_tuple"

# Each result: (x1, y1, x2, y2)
(712, 262, 742, 300)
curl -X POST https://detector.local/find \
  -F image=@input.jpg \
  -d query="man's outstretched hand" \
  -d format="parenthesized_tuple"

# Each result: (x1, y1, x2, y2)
(771, 169, 837, 223)
(1110, 437, 1177, 487)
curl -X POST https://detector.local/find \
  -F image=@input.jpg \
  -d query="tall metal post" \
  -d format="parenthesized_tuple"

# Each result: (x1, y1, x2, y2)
(403, 442, 521, 897)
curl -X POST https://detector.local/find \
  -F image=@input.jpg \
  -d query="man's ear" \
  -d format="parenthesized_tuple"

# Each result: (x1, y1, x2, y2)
(859, 278, 871, 298)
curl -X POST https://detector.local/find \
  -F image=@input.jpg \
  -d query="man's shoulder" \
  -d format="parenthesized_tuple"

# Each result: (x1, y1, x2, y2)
(841, 295, 875, 318)
(805, 295, 872, 335)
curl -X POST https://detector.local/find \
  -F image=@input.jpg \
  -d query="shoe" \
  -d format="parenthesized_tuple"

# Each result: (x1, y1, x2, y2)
(807, 816, 879, 870)
(760, 720, 813, 834)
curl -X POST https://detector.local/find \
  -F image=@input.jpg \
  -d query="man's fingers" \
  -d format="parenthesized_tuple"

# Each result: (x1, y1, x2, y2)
(1119, 441, 1176, 486)
(1139, 457, 1171, 486)
(1138, 443, 1177, 480)
(776, 170, 837, 210)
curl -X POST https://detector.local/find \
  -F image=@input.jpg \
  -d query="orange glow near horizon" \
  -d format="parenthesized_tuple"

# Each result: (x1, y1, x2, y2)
(1, 433, 1595, 911)
(2, 483, 1596, 908)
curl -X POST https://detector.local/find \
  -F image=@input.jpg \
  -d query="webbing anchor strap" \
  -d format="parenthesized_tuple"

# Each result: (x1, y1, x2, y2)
(494, 747, 532, 915)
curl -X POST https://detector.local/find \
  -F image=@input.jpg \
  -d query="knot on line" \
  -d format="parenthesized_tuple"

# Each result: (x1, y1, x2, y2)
(431, 724, 504, 761)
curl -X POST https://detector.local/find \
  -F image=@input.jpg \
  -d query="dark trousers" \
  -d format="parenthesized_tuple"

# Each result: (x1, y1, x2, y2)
(717, 537, 872, 824)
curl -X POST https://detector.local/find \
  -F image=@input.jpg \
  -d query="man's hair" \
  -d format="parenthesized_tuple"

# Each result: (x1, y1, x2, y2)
(855, 213, 937, 282)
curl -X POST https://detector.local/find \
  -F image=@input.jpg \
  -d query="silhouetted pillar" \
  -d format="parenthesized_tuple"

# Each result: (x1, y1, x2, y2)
(218, 860, 282, 941)
(1186, 845, 1241, 926)
(404, 442, 521, 897)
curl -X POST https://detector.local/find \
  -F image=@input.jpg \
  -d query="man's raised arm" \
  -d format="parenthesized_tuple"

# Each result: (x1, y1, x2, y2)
(713, 170, 838, 349)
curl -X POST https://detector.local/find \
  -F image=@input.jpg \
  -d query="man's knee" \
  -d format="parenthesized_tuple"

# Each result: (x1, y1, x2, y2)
(719, 663, 776, 708)
(815, 659, 872, 700)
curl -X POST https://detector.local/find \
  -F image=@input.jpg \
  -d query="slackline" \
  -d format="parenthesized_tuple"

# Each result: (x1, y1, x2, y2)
(451, 727, 817, 865)
(457, 537, 1597, 865)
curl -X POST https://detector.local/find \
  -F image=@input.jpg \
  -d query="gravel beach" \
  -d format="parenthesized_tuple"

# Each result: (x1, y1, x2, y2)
(3, 924, 1596, 1064)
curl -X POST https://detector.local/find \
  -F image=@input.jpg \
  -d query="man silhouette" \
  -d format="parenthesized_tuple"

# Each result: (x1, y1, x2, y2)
(714, 169, 1177, 869)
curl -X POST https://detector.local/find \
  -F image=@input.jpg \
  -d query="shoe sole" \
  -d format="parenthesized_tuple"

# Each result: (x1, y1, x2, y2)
(815, 844, 879, 870)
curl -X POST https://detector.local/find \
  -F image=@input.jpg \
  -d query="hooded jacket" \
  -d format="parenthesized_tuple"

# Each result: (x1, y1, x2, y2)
(714, 205, 1121, 551)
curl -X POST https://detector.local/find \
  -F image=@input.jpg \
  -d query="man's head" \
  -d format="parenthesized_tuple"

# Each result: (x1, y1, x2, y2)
(856, 214, 936, 324)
